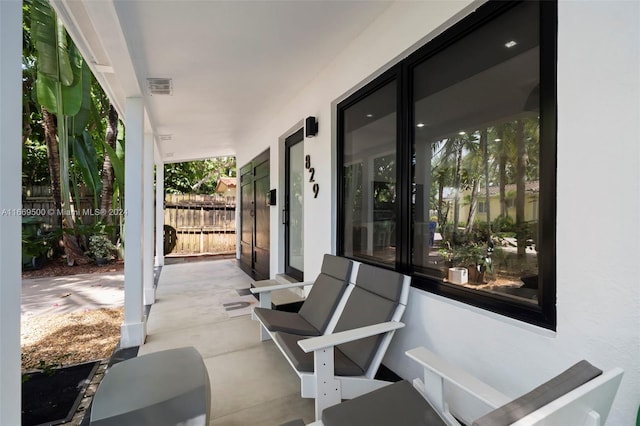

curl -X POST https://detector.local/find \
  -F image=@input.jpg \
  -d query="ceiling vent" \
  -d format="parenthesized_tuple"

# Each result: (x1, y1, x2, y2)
(158, 134, 173, 142)
(147, 78, 172, 95)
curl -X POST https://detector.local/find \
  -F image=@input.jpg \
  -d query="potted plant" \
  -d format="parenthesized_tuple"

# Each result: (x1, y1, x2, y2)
(440, 241, 493, 284)
(88, 234, 116, 265)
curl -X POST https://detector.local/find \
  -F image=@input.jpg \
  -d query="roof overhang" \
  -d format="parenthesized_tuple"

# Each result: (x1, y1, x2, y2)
(50, 0, 393, 163)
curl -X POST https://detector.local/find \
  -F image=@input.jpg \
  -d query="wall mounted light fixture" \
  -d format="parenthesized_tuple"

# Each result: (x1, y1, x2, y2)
(305, 116, 318, 137)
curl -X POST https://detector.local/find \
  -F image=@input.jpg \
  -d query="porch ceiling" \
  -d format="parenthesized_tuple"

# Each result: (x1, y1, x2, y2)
(51, 0, 393, 164)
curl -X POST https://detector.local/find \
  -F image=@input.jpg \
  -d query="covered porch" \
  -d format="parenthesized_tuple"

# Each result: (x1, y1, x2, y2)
(129, 258, 314, 425)
(1, 0, 639, 425)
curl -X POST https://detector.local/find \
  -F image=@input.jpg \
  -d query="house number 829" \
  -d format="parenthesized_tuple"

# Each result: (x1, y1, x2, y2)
(305, 155, 319, 198)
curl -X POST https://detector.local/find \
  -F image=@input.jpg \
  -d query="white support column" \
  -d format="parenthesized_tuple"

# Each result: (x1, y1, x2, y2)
(0, 2, 23, 424)
(143, 134, 155, 305)
(121, 97, 146, 348)
(155, 156, 165, 267)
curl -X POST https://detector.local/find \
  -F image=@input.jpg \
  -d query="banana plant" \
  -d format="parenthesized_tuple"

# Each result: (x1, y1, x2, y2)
(31, 0, 90, 263)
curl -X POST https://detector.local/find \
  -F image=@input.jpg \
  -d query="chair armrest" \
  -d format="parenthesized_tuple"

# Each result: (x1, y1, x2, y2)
(250, 280, 314, 294)
(298, 322, 405, 353)
(406, 347, 510, 408)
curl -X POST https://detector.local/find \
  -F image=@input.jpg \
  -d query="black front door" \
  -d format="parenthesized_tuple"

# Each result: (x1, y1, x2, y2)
(239, 149, 270, 280)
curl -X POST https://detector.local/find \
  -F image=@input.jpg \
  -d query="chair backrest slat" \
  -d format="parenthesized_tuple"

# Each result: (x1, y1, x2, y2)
(298, 254, 353, 334)
(472, 360, 603, 426)
(333, 264, 405, 372)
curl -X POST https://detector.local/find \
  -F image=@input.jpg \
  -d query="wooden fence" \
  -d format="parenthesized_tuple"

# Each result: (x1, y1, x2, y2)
(22, 186, 96, 228)
(164, 193, 236, 255)
(20, 186, 236, 255)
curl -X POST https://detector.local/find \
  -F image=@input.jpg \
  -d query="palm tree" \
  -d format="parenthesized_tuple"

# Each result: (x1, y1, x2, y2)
(99, 105, 119, 223)
(435, 133, 478, 241)
(515, 120, 527, 257)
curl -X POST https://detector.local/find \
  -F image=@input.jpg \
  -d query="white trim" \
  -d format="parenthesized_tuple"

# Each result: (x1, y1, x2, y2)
(0, 2, 23, 423)
(143, 133, 155, 305)
(121, 97, 146, 348)
(154, 151, 165, 266)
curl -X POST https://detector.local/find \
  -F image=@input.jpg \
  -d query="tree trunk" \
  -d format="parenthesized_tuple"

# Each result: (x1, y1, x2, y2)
(42, 107, 62, 226)
(515, 120, 527, 258)
(43, 107, 90, 265)
(99, 104, 118, 223)
(465, 178, 479, 234)
(498, 126, 507, 218)
(452, 141, 463, 239)
(481, 129, 491, 234)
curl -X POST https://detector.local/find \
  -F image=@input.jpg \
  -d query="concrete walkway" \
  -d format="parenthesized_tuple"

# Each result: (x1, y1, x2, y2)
(138, 258, 315, 425)
(21, 271, 124, 318)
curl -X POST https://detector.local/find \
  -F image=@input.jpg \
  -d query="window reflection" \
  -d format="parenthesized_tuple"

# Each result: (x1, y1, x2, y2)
(412, 1, 541, 303)
(342, 81, 397, 265)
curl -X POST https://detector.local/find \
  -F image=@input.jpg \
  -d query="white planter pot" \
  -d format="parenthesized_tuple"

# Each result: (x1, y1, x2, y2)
(448, 267, 468, 285)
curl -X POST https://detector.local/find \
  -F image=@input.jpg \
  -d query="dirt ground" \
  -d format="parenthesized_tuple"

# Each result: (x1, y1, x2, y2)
(22, 258, 124, 280)
(21, 259, 125, 372)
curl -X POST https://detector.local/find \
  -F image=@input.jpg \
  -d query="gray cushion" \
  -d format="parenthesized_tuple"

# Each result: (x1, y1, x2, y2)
(320, 254, 353, 280)
(253, 307, 321, 336)
(298, 274, 349, 333)
(355, 263, 404, 301)
(333, 286, 397, 372)
(255, 255, 352, 336)
(273, 331, 364, 376)
(472, 360, 603, 426)
(327, 264, 404, 372)
(322, 380, 446, 426)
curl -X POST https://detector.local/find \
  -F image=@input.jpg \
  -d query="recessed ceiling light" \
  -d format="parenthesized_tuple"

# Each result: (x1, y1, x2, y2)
(366, 113, 373, 118)
(158, 134, 173, 142)
(416, 123, 425, 128)
(505, 40, 517, 48)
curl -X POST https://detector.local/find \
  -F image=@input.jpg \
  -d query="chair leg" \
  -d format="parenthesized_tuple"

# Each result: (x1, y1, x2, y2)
(258, 292, 272, 341)
(313, 347, 341, 420)
(260, 325, 272, 341)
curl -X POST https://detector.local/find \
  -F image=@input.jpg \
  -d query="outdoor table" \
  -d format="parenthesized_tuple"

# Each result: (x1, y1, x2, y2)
(90, 346, 210, 426)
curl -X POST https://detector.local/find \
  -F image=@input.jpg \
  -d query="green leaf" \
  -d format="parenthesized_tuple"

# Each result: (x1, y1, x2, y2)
(70, 131, 102, 197)
(31, 0, 73, 85)
(35, 73, 57, 113)
(71, 61, 92, 134)
(59, 42, 83, 116)
(56, 20, 73, 86)
(31, 0, 59, 80)
(32, 0, 82, 116)
(101, 137, 124, 195)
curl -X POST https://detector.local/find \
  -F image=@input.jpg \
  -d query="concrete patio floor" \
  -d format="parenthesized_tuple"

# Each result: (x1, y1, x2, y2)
(138, 258, 315, 426)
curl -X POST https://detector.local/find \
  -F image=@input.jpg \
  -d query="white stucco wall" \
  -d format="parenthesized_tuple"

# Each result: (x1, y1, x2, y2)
(236, 1, 640, 424)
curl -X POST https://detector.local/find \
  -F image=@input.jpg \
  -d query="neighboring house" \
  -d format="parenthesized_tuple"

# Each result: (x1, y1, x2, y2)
(449, 181, 540, 225)
(215, 177, 237, 199)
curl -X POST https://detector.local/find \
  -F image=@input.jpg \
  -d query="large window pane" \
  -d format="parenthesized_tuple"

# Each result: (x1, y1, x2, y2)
(412, 1, 541, 303)
(342, 81, 397, 265)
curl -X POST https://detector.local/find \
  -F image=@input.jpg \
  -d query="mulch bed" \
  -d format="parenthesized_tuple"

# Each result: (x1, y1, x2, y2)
(22, 361, 100, 426)
(22, 259, 124, 280)
(21, 258, 126, 425)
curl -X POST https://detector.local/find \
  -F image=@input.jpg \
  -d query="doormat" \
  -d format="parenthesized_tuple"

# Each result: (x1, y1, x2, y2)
(221, 295, 257, 317)
(22, 360, 100, 426)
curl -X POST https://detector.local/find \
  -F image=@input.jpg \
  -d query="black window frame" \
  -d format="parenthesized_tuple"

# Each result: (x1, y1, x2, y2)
(337, 0, 557, 329)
